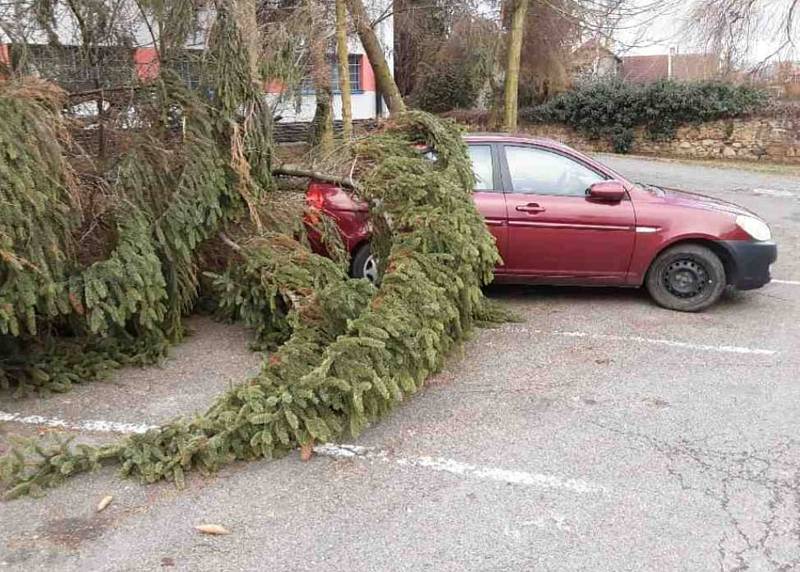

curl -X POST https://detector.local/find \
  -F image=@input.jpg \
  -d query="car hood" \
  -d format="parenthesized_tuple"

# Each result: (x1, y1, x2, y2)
(656, 186, 758, 218)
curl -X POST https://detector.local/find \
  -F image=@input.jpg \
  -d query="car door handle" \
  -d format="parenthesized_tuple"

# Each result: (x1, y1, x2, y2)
(515, 203, 546, 213)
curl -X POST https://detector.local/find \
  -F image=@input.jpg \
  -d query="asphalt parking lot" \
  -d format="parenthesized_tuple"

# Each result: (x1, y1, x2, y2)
(1, 155, 799, 571)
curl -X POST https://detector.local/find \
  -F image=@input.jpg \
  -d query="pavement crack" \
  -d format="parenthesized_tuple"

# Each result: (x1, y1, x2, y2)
(593, 421, 800, 570)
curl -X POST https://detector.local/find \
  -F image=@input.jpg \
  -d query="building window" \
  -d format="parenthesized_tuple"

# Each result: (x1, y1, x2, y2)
(331, 54, 362, 93)
(302, 54, 363, 93)
(16, 45, 134, 91)
(172, 51, 203, 90)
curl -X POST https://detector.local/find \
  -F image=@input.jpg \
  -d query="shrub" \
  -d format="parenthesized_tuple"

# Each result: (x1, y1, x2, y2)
(520, 80, 769, 153)
(412, 60, 486, 113)
(410, 17, 496, 113)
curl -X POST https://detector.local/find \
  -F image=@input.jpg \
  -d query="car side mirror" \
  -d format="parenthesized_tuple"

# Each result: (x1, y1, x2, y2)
(587, 180, 626, 202)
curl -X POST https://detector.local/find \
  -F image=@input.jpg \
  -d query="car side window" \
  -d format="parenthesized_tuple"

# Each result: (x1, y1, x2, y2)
(504, 145, 604, 196)
(468, 145, 494, 191)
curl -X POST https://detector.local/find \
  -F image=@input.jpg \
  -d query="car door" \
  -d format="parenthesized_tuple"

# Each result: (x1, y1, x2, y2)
(500, 144, 636, 282)
(467, 143, 509, 273)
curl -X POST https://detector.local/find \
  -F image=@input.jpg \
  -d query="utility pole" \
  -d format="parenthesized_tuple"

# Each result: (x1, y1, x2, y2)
(668, 46, 676, 79)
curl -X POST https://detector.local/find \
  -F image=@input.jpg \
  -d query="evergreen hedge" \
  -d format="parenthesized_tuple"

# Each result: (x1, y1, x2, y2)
(520, 80, 769, 153)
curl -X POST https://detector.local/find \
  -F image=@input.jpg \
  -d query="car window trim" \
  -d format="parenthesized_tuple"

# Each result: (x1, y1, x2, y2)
(498, 143, 610, 197)
(467, 143, 502, 193)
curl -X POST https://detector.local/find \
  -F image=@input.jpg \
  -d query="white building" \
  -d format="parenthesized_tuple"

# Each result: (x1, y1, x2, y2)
(269, 14, 393, 123)
(0, 0, 394, 123)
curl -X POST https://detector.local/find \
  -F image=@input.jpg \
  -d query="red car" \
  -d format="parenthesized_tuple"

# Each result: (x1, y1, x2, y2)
(306, 134, 777, 311)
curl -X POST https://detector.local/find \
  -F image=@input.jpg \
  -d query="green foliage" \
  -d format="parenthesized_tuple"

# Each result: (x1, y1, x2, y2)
(0, 0, 509, 498)
(78, 210, 168, 337)
(0, 81, 78, 337)
(0, 112, 507, 497)
(410, 20, 495, 114)
(521, 80, 769, 153)
(0, 0, 274, 395)
(0, 332, 169, 396)
(412, 60, 488, 113)
(0, 435, 120, 499)
(205, 234, 321, 351)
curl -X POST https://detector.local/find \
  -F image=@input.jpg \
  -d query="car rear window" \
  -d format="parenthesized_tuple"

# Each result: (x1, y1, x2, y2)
(468, 145, 494, 191)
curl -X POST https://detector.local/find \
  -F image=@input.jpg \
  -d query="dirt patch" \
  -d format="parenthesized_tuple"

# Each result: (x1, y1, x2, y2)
(39, 515, 112, 549)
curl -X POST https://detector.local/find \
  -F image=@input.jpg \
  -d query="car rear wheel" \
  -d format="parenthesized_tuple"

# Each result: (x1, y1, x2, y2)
(645, 244, 726, 312)
(351, 243, 379, 284)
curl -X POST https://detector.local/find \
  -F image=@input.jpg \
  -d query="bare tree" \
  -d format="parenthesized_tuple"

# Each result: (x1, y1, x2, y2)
(345, 0, 406, 114)
(503, 0, 529, 131)
(335, 0, 353, 139)
(233, 0, 262, 78)
(686, 0, 798, 70)
(518, 0, 581, 103)
(393, 0, 460, 97)
(308, 0, 334, 152)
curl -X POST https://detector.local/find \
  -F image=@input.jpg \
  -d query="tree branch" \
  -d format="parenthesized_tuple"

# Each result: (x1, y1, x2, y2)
(272, 164, 361, 190)
(68, 85, 144, 98)
(218, 232, 243, 252)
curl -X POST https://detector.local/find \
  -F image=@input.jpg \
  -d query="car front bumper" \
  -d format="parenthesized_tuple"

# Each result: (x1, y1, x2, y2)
(719, 240, 778, 290)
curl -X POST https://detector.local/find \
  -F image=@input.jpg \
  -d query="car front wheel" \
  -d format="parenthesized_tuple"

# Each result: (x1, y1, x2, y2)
(350, 243, 379, 284)
(645, 244, 726, 312)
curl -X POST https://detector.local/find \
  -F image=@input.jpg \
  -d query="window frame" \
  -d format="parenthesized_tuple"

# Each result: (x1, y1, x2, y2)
(17, 44, 135, 90)
(332, 54, 362, 94)
(302, 54, 363, 95)
(498, 143, 611, 198)
(173, 50, 204, 90)
(467, 143, 502, 192)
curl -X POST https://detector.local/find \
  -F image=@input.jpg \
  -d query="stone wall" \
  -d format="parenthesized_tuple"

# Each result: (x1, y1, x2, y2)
(454, 108, 800, 164)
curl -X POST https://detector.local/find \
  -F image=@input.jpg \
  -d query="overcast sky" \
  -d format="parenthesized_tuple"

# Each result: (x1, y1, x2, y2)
(616, 1, 797, 63)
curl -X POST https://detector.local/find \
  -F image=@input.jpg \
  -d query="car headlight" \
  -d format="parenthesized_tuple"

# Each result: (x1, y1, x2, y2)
(735, 215, 771, 241)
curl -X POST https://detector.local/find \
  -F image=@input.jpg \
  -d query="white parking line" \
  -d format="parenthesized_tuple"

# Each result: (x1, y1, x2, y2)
(773, 279, 800, 286)
(555, 331, 777, 356)
(753, 188, 797, 199)
(314, 443, 605, 493)
(0, 411, 604, 494)
(501, 327, 777, 356)
(0, 410, 157, 434)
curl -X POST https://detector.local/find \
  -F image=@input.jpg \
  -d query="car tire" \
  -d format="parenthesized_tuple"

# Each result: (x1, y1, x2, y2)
(351, 243, 379, 284)
(645, 244, 726, 312)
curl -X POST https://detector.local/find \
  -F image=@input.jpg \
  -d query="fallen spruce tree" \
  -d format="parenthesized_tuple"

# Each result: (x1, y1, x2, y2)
(0, 0, 273, 396)
(0, 104, 508, 496)
(0, 0, 508, 497)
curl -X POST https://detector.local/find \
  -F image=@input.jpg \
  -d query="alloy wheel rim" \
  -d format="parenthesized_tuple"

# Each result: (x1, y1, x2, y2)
(363, 255, 378, 283)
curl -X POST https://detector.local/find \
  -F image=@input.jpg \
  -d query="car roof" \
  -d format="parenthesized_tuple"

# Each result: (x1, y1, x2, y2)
(464, 132, 573, 152)
(464, 132, 630, 184)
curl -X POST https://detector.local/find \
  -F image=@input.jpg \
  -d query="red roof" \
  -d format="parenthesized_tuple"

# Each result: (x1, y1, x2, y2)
(574, 38, 621, 61)
(621, 53, 719, 82)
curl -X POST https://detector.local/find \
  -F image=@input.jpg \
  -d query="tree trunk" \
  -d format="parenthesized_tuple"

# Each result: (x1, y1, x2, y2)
(232, 0, 260, 79)
(481, 35, 505, 128)
(308, 4, 334, 154)
(345, 0, 405, 114)
(335, 0, 353, 140)
(503, 0, 529, 132)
